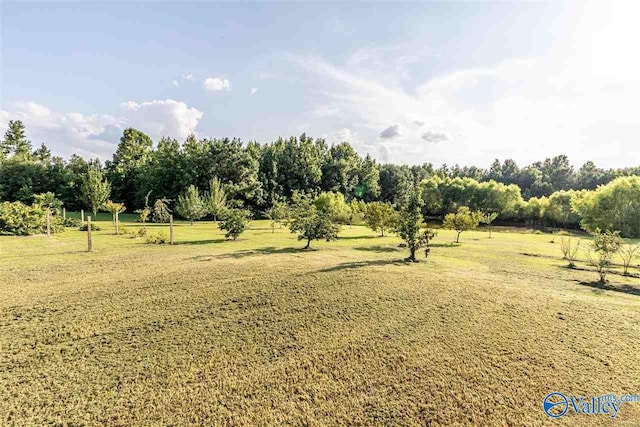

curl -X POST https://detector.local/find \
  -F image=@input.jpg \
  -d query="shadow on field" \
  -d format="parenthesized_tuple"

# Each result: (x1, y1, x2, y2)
(317, 259, 408, 272)
(193, 246, 306, 260)
(354, 245, 401, 253)
(574, 280, 640, 296)
(176, 239, 227, 245)
(336, 235, 379, 240)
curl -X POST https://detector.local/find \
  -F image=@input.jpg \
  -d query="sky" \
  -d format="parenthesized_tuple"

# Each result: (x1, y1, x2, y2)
(1, 1, 639, 168)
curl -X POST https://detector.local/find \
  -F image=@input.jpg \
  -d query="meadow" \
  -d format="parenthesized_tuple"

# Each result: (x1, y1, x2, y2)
(1, 215, 639, 426)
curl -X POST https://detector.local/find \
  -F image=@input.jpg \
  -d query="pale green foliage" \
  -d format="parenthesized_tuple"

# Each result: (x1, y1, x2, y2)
(145, 231, 168, 244)
(135, 207, 151, 225)
(347, 199, 366, 226)
(313, 191, 350, 223)
(104, 200, 126, 215)
(443, 206, 482, 243)
(0, 201, 57, 235)
(618, 244, 639, 276)
(264, 199, 288, 233)
(204, 176, 227, 221)
(364, 201, 397, 237)
(480, 212, 499, 238)
(2, 120, 32, 159)
(545, 190, 580, 226)
(289, 192, 340, 249)
(218, 208, 251, 240)
(152, 198, 171, 223)
(571, 176, 640, 237)
(80, 167, 111, 215)
(587, 229, 624, 283)
(395, 186, 436, 261)
(523, 196, 549, 227)
(176, 185, 206, 225)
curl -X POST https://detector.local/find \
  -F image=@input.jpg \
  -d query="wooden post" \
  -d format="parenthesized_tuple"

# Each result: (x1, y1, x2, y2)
(87, 216, 93, 252)
(115, 211, 119, 235)
(63, 207, 66, 221)
(81, 209, 85, 223)
(169, 214, 174, 245)
(46, 208, 51, 237)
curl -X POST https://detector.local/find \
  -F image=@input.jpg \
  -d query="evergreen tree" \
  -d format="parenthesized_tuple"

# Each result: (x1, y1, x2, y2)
(176, 185, 206, 225)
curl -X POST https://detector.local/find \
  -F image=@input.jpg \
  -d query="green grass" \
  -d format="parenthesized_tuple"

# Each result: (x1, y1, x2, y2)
(1, 217, 639, 425)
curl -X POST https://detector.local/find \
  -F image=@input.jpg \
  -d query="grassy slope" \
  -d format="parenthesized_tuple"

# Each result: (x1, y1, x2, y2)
(1, 216, 639, 426)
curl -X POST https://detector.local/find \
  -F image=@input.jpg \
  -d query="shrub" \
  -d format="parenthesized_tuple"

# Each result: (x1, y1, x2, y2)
(619, 245, 639, 276)
(0, 201, 63, 235)
(137, 228, 148, 237)
(79, 223, 102, 231)
(218, 208, 250, 240)
(587, 229, 623, 283)
(145, 231, 168, 244)
(63, 217, 82, 227)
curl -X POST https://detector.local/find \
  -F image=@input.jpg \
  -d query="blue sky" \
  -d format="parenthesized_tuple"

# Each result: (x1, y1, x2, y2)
(2, 1, 639, 168)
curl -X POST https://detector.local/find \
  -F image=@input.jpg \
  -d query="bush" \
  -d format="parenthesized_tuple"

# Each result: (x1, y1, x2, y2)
(0, 201, 63, 235)
(219, 208, 250, 240)
(64, 217, 82, 227)
(145, 231, 168, 244)
(137, 228, 148, 237)
(79, 223, 102, 231)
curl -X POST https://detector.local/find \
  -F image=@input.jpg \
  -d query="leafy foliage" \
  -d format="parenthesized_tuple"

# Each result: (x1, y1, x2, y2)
(587, 229, 623, 283)
(80, 166, 111, 215)
(618, 244, 639, 276)
(204, 176, 227, 221)
(394, 186, 436, 262)
(263, 199, 288, 233)
(176, 185, 206, 225)
(559, 236, 581, 268)
(288, 192, 340, 249)
(480, 212, 499, 238)
(218, 208, 251, 240)
(152, 198, 171, 223)
(364, 202, 397, 237)
(443, 206, 482, 243)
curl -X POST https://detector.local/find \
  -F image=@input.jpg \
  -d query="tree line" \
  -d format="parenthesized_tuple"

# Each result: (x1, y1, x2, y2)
(1, 120, 640, 237)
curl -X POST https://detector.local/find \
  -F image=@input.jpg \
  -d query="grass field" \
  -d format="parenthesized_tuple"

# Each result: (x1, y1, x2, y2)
(1, 214, 639, 426)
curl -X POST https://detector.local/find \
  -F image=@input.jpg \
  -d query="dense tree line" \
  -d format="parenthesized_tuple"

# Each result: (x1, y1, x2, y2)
(2, 120, 640, 236)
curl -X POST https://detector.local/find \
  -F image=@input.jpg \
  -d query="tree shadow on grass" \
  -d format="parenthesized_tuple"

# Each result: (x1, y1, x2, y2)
(316, 259, 411, 273)
(176, 239, 227, 245)
(354, 245, 402, 253)
(573, 279, 640, 296)
(336, 235, 380, 240)
(193, 246, 307, 260)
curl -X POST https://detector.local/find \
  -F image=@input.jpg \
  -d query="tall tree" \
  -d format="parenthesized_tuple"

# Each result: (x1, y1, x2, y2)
(176, 185, 206, 225)
(80, 166, 111, 215)
(108, 128, 153, 208)
(205, 176, 227, 221)
(395, 185, 434, 262)
(2, 120, 32, 159)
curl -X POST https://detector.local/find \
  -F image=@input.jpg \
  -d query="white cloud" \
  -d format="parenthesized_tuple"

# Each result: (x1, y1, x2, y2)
(250, 87, 258, 95)
(182, 73, 194, 81)
(172, 80, 180, 87)
(204, 77, 231, 91)
(1, 99, 203, 159)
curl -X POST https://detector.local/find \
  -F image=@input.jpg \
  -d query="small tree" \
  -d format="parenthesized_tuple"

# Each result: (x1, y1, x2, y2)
(364, 201, 397, 237)
(264, 199, 288, 233)
(348, 199, 366, 227)
(152, 198, 171, 223)
(443, 206, 482, 243)
(587, 229, 623, 283)
(205, 177, 227, 221)
(619, 244, 639, 276)
(219, 208, 250, 240)
(560, 236, 581, 268)
(176, 185, 206, 225)
(135, 190, 152, 229)
(395, 186, 435, 262)
(289, 192, 340, 249)
(80, 166, 111, 216)
(480, 212, 499, 238)
(104, 200, 126, 234)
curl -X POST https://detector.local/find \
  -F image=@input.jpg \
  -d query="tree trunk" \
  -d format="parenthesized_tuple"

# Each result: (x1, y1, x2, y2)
(407, 247, 416, 262)
(190, 219, 193, 226)
(488, 226, 492, 239)
(381, 227, 384, 237)
(304, 238, 311, 249)
(456, 231, 461, 243)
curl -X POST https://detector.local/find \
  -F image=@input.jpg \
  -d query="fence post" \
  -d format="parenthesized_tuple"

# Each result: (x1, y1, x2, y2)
(87, 216, 93, 252)
(46, 208, 51, 237)
(81, 209, 85, 223)
(115, 211, 119, 235)
(170, 214, 174, 245)
(63, 207, 66, 221)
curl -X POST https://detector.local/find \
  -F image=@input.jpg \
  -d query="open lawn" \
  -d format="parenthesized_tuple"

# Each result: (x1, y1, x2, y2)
(1, 216, 639, 426)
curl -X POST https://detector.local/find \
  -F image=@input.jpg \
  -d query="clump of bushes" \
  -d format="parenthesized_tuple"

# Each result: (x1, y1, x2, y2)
(218, 208, 250, 240)
(64, 217, 82, 227)
(145, 231, 168, 244)
(0, 201, 64, 235)
(79, 222, 102, 231)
